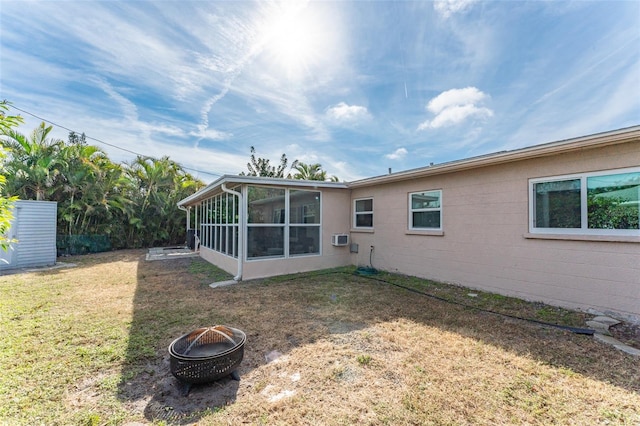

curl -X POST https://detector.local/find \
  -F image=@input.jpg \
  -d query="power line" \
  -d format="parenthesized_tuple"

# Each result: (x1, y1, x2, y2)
(6, 103, 223, 178)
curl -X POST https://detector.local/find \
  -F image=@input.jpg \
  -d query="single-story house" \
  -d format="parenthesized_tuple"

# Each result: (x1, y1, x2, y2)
(178, 126, 640, 322)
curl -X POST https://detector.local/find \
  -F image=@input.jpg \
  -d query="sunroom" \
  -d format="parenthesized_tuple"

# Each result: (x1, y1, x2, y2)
(177, 175, 352, 281)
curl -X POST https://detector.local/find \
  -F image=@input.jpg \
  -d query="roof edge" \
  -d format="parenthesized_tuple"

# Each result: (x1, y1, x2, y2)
(349, 125, 640, 188)
(178, 126, 640, 205)
(178, 175, 349, 207)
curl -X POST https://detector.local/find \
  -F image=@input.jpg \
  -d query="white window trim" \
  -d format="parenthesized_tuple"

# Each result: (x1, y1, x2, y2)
(353, 197, 374, 229)
(528, 166, 640, 237)
(408, 189, 443, 231)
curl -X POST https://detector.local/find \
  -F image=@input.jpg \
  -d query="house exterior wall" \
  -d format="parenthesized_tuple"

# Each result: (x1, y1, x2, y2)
(0, 200, 57, 270)
(200, 246, 239, 276)
(349, 141, 640, 322)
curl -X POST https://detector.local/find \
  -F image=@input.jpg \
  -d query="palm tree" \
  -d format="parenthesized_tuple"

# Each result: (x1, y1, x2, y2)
(124, 156, 203, 247)
(56, 140, 133, 238)
(1, 122, 66, 200)
(1, 121, 204, 250)
(292, 161, 339, 182)
(0, 101, 23, 250)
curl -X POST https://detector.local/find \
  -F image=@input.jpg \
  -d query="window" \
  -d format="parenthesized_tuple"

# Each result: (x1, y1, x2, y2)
(354, 198, 373, 228)
(289, 190, 321, 256)
(409, 190, 442, 230)
(247, 186, 321, 259)
(530, 168, 639, 236)
(247, 187, 285, 258)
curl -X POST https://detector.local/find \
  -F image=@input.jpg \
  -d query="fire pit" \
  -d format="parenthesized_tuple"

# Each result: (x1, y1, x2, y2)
(169, 325, 246, 393)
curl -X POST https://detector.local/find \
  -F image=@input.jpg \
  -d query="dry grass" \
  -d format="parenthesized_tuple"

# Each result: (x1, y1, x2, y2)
(0, 249, 638, 425)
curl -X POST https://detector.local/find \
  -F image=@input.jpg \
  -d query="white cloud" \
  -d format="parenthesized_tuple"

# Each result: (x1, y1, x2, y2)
(426, 87, 486, 114)
(190, 127, 232, 141)
(92, 78, 139, 122)
(385, 148, 408, 160)
(325, 102, 372, 125)
(434, 0, 478, 19)
(418, 87, 493, 130)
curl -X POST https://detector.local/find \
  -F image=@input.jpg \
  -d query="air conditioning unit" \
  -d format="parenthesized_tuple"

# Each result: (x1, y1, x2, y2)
(331, 234, 349, 246)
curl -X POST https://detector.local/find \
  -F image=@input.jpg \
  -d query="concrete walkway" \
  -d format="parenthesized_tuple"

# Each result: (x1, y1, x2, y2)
(587, 316, 640, 357)
(146, 247, 199, 261)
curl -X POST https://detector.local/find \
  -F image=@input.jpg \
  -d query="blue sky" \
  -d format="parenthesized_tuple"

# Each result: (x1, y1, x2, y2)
(1, 0, 639, 183)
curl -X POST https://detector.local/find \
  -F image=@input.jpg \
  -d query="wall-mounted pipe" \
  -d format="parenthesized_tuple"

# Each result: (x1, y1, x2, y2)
(221, 183, 243, 281)
(178, 205, 190, 230)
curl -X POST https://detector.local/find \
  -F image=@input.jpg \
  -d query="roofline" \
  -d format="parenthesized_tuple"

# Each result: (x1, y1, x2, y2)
(178, 126, 639, 206)
(178, 175, 349, 207)
(349, 125, 640, 188)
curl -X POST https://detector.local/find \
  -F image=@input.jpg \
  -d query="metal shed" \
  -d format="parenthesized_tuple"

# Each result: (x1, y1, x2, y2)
(0, 200, 57, 270)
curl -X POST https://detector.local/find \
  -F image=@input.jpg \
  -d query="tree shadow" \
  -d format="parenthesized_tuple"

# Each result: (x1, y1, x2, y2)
(117, 255, 639, 424)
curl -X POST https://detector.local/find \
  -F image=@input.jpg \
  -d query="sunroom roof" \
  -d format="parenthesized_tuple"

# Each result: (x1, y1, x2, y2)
(178, 175, 348, 207)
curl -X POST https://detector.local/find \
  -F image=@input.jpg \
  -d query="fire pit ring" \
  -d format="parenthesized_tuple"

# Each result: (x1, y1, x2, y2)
(169, 325, 246, 386)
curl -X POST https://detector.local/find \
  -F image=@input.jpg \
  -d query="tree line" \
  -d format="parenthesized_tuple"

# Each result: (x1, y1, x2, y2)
(0, 115, 203, 249)
(0, 101, 338, 251)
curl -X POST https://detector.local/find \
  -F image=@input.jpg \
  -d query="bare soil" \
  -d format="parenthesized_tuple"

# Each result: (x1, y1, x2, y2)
(610, 321, 640, 348)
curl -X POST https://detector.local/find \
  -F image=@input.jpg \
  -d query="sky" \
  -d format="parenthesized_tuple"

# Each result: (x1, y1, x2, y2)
(1, 0, 639, 183)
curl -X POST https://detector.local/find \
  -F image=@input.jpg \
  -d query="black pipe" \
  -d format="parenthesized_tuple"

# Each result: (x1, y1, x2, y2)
(360, 273, 595, 335)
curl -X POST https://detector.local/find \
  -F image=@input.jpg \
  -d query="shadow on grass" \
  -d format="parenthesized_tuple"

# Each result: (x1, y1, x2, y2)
(117, 254, 639, 424)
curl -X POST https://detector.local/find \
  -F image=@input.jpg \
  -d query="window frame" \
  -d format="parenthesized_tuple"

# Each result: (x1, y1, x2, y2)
(408, 189, 443, 231)
(529, 167, 640, 237)
(198, 187, 240, 258)
(246, 185, 322, 260)
(289, 189, 322, 258)
(353, 197, 374, 229)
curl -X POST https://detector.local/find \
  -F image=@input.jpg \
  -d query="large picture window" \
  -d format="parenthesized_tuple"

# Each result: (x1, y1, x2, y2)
(247, 186, 321, 259)
(409, 190, 442, 230)
(354, 198, 373, 228)
(530, 168, 639, 236)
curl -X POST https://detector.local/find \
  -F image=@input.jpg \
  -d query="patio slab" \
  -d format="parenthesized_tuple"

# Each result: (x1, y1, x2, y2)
(146, 247, 199, 261)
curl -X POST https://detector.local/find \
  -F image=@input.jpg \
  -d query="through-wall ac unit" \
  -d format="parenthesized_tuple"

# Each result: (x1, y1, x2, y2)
(331, 234, 349, 246)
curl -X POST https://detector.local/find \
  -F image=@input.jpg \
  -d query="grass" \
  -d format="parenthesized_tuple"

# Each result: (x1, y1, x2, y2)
(0, 249, 638, 425)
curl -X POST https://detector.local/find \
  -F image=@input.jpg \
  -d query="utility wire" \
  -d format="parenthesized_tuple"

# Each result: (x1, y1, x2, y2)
(6, 103, 223, 178)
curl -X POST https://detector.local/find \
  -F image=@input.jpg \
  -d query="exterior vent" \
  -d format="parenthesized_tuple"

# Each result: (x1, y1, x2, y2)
(331, 234, 349, 246)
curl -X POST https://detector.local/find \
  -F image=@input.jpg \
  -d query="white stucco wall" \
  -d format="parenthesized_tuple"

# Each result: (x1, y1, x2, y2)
(349, 141, 640, 322)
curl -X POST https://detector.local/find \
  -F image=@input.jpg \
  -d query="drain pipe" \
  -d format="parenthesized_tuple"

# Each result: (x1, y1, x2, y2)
(221, 183, 243, 281)
(178, 205, 190, 248)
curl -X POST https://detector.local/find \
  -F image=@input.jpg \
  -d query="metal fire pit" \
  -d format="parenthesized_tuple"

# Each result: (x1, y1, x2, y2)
(169, 325, 245, 392)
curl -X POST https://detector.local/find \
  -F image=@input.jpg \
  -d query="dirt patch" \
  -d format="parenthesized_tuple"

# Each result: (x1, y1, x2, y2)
(609, 321, 640, 349)
(121, 358, 240, 424)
